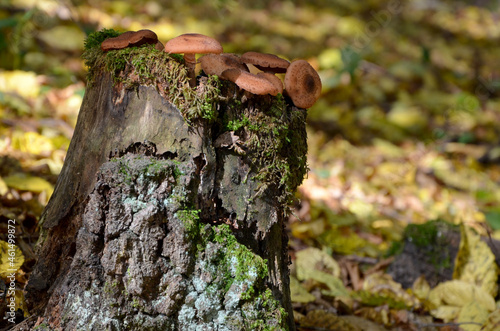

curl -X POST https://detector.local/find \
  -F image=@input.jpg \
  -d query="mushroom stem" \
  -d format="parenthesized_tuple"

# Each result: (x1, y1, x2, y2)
(184, 53, 197, 87)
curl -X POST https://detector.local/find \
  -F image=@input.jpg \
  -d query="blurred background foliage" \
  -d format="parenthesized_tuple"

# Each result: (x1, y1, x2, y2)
(1, 0, 500, 329)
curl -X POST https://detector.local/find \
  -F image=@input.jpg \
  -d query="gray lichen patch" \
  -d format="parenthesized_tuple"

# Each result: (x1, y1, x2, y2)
(60, 152, 287, 330)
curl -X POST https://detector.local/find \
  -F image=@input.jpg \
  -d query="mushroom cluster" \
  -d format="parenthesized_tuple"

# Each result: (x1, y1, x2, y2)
(101, 32, 322, 109)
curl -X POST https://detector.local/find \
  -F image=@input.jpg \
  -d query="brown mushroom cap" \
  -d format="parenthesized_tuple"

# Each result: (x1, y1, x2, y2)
(241, 51, 290, 73)
(199, 53, 248, 77)
(164, 33, 223, 62)
(284, 60, 322, 109)
(129, 29, 158, 44)
(101, 30, 158, 52)
(221, 68, 279, 96)
(257, 72, 283, 95)
(155, 40, 164, 51)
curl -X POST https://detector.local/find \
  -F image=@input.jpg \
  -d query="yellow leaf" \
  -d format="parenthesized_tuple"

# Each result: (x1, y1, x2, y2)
(0, 177, 8, 196)
(372, 138, 405, 158)
(457, 301, 489, 331)
(0, 70, 40, 98)
(362, 272, 420, 309)
(296, 247, 340, 278)
(318, 49, 343, 70)
(320, 228, 379, 256)
(295, 247, 349, 298)
(454, 224, 498, 297)
(0, 240, 24, 279)
(290, 276, 316, 303)
(12, 131, 54, 156)
(412, 276, 431, 302)
(387, 103, 426, 130)
(3, 173, 54, 196)
(290, 219, 325, 239)
(482, 308, 500, 331)
(428, 280, 496, 320)
(430, 305, 462, 321)
(316, 272, 350, 298)
(346, 200, 374, 219)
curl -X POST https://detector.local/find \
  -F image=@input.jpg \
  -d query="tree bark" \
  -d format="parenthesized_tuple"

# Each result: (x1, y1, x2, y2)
(23, 45, 306, 330)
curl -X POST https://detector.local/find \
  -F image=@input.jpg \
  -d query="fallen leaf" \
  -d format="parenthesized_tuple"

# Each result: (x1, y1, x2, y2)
(0, 177, 8, 195)
(481, 308, 500, 331)
(457, 301, 489, 331)
(428, 280, 495, 321)
(296, 247, 341, 278)
(0, 240, 25, 279)
(290, 276, 316, 303)
(453, 224, 498, 297)
(3, 173, 54, 196)
(359, 272, 420, 309)
(412, 275, 431, 302)
(295, 247, 350, 298)
(0, 71, 40, 98)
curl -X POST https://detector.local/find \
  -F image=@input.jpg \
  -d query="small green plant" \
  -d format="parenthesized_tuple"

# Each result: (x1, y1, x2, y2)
(176, 209, 201, 237)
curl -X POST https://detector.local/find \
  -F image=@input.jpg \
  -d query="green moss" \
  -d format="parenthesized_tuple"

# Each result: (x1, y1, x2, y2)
(182, 75, 221, 123)
(225, 115, 250, 131)
(219, 92, 308, 210)
(82, 29, 221, 124)
(247, 289, 288, 331)
(176, 209, 201, 237)
(214, 225, 286, 329)
(213, 224, 268, 287)
(117, 159, 133, 184)
(385, 240, 403, 257)
(82, 28, 121, 77)
(84, 28, 120, 51)
(403, 220, 457, 269)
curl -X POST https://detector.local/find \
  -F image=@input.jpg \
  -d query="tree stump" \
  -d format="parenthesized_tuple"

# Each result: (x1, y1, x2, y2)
(23, 33, 307, 330)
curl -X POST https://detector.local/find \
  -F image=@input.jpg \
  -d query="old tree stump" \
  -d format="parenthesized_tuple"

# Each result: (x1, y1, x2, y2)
(23, 31, 307, 330)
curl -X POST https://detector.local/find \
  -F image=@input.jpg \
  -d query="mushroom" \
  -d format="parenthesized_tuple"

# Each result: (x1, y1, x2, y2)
(155, 40, 164, 51)
(101, 29, 158, 52)
(284, 60, 322, 109)
(164, 33, 223, 87)
(240, 51, 290, 74)
(221, 68, 279, 96)
(199, 53, 248, 77)
(257, 72, 283, 95)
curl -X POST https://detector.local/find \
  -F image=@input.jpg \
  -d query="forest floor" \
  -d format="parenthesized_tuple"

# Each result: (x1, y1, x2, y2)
(1, 0, 500, 330)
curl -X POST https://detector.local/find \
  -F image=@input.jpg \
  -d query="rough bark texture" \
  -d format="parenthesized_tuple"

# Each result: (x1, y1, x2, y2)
(23, 40, 307, 330)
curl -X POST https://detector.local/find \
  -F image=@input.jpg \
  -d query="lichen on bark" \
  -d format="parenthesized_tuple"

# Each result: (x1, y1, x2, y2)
(57, 153, 286, 330)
